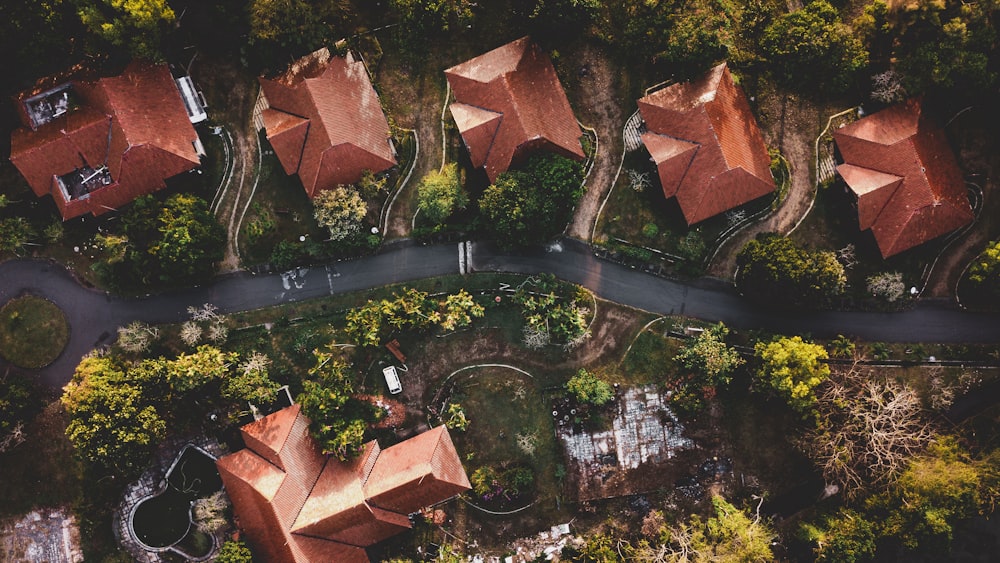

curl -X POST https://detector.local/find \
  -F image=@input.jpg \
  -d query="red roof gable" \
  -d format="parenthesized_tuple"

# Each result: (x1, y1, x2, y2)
(445, 37, 585, 182)
(364, 425, 472, 515)
(217, 406, 470, 562)
(259, 49, 396, 198)
(9, 62, 201, 220)
(638, 63, 775, 225)
(833, 99, 973, 258)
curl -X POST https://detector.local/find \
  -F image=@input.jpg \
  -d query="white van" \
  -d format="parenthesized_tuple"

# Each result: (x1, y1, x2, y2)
(382, 366, 402, 394)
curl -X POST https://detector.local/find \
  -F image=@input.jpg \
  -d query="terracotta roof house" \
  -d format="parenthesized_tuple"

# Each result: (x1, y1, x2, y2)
(833, 99, 973, 258)
(637, 63, 775, 226)
(216, 404, 470, 562)
(444, 36, 585, 182)
(258, 48, 397, 198)
(10, 62, 204, 220)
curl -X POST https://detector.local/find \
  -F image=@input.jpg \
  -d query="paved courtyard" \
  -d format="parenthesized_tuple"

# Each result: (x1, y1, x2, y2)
(0, 508, 83, 563)
(558, 385, 695, 501)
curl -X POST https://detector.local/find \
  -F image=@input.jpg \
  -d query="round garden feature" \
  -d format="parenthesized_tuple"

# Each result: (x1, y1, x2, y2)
(0, 295, 69, 369)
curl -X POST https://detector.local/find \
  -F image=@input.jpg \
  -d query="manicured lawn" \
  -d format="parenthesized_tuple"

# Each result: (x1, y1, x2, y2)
(0, 296, 69, 369)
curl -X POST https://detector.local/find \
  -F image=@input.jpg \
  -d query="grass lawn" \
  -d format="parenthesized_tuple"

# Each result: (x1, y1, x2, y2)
(0, 296, 69, 369)
(446, 366, 565, 526)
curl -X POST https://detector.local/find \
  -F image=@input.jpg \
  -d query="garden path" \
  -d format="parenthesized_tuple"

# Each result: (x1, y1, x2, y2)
(567, 45, 626, 241)
(191, 56, 260, 273)
(707, 92, 826, 278)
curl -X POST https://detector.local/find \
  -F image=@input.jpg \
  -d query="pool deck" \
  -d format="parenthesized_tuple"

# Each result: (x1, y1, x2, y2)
(114, 437, 229, 562)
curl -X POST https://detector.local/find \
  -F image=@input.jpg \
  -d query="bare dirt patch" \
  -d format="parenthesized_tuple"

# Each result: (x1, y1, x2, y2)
(564, 44, 628, 241)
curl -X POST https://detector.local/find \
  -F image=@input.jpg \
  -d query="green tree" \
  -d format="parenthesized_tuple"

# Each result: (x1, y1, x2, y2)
(439, 289, 484, 331)
(671, 323, 744, 412)
(868, 437, 998, 553)
(0, 217, 36, 255)
(479, 153, 584, 249)
(755, 335, 830, 413)
(223, 352, 282, 405)
(802, 508, 877, 563)
(249, 0, 351, 60)
(615, 0, 735, 75)
(761, 0, 869, 93)
(76, 0, 175, 58)
(967, 239, 1000, 297)
(389, 0, 475, 35)
(166, 346, 235, 393)
(216, 538, 254, 563)
(61, 355, 166, 474)
(886, 0, 998, 93)
(736, 233, 846, 309)
(676, 323, 744, 384)
(416, 163, 467, 225)
(567, 369, 614, 406)
(297, 348, 381, 460)
(513, 275, 589, 347)
(313, 185, 367, 242)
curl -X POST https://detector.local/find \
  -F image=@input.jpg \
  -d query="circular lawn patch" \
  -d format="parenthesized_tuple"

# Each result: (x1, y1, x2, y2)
(0, 296, 69, 369)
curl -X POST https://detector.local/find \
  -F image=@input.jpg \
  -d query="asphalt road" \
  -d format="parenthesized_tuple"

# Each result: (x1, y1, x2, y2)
(2, 239, 998, 388)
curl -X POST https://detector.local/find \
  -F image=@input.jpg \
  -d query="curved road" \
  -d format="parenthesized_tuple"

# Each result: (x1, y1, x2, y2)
(2, 238, 998, 388)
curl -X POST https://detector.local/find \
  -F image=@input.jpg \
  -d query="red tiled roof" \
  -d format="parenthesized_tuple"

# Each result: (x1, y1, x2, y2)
(833, 99, 973, 258)
(445, 37, 585, 182)
(638, 63, 775, 225)
(365, 425, 472, 515)
(259, 49, 396, 198)
(9, 62, 201, 220)
(217, 406, 470, 563)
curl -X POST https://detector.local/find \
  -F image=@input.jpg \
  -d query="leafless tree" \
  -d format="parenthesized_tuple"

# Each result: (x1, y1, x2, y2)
(179, 321, 202, 347)
(871, 70, 906, 104)
(0, 421, 26, 454)
(629, 169, 652, 192)
(240, 352, 270, 376)
(805, 362, 934, 497)
(187, 303, 221, 322)
(867, 271, 906, 302)
(522, 326, 549, 349)
(116, 321, 159, 353)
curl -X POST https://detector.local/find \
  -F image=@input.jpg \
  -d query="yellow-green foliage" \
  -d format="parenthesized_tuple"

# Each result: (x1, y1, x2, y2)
(755, 336, 830, 413)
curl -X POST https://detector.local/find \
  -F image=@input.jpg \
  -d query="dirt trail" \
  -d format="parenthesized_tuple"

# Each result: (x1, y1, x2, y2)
(707, 93, 825, 278)
(191, 57, 259, 272)
(567, 45, 626, 241)
(923, 136, 1000, 299)
(380, 62, 446, 239)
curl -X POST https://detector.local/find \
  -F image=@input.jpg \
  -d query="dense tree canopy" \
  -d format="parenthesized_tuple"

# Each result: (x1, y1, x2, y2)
(62, 355, 167, 474)
(615, 0, 735, 75)
(761, 0, 868, 93)
(868, 437, 1000, 553)
(248, 0, 352, 65)
(754, 335, 831, 413)
(736, 233, 846, 309)
(76, 0, 176, 59)
(417, 163, 467, 225)
(344, 288, 484, 347)
(297, 347, 381, 460)
(479, 153, 584, 249)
